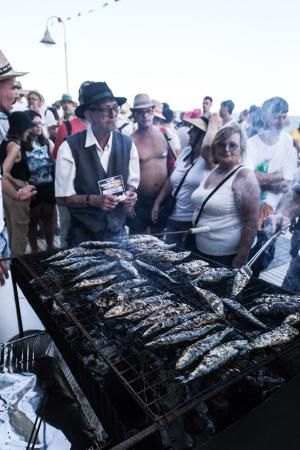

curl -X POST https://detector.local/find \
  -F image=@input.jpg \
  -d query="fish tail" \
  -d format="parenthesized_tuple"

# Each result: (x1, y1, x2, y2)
(175, 375, 188, 383)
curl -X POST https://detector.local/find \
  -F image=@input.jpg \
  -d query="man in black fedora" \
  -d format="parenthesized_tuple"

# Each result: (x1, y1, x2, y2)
(55, 81, 140, 246)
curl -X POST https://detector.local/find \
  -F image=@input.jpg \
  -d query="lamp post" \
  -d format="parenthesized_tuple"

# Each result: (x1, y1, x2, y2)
(40, 16, 69, 94)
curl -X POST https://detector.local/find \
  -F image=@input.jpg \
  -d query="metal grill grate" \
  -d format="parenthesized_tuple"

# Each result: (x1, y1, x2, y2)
(11, 249, 300, 448)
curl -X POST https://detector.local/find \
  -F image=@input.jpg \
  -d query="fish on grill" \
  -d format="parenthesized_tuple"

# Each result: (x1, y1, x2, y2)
(135, 259, 178, 283)
(253, 294, 300, 305)
(251, 302, 300, 318)
(103, 248, 134, 260)
(193, 267, 234, 283)
(283, 313, 300, 326)
(79, 240, 120, 249)
(69, 274, 117, 290)
(70, 261, 118, 283)
(231, 268, 251, 297)
(125, 300, 175, 322)
(176, 327, 234, 371)
(175, 260, 210, 276)
(104, 292, 174, 318)
(145, 249, 191, 262)
(145, 323, 223, 348)
(192, 286, 224, 316)
(62, 258, 106, 272)
(142, 309, 197, 338)
(222, 298, 267, 329)
(119, 259, 140, 278)
(163, 312, 221, 336)
(44, 248, 76, 262)
(95, 278, 147, 306)
(177, 340, 249, 383)
(249, 324, 299, 350)
(131, 307, 196, 334)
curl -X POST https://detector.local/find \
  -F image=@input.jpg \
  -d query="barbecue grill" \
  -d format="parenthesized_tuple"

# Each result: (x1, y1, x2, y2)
(10, 247, 300, 450)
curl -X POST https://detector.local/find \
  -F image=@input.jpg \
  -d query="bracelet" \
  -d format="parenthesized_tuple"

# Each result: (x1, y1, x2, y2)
(86, 194, 90, 206)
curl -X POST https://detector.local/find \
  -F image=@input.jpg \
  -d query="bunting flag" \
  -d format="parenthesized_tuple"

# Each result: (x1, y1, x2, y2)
(58, 0, 122, 22)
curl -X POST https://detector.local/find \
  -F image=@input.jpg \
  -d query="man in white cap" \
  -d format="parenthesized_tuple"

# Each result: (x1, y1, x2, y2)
(0, 49, 36, 284)
(127, 93, 175, 234)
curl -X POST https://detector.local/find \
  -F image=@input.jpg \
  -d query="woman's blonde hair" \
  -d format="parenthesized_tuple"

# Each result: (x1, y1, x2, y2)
(212, 124, 247, 160)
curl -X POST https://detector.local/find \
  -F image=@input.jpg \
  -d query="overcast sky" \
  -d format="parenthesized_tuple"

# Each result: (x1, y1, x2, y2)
(1, 0, 300, 114)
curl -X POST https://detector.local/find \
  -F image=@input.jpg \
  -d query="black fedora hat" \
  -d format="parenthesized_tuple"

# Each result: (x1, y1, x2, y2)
(75, 82, 126, 119)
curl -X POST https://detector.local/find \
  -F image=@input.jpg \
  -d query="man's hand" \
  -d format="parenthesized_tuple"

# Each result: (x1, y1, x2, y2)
(151, 201, 160, 224)
(124, 191, 137, 208)
(0, 261, 9, 286)
(16, 185, 37, 201)
(89, 194, 119, 210)
(263, 213, 290, 234)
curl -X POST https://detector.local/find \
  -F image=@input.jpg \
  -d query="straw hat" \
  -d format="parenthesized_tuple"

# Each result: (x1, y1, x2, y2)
(184, 117, 208, 132)
(0, 50, 28, 81)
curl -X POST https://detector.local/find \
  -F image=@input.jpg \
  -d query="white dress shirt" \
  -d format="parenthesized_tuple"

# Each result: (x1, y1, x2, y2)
(55, 127, 140, 197)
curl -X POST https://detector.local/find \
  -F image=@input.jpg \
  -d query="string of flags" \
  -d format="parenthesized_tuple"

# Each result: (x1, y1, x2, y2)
(57, 0, 121, 22)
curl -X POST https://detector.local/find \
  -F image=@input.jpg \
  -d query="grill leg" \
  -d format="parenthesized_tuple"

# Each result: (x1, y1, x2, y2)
(11, 268, 24, 337)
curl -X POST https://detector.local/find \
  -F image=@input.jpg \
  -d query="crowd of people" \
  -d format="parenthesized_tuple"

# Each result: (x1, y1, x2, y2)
(0, 48, 300, 294)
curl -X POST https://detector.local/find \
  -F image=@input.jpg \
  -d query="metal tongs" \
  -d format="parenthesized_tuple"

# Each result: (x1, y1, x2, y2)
(242, 222, 291, 277)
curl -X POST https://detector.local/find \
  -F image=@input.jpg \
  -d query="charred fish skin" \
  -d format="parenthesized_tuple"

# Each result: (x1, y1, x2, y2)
(141, 308, 196, 339)
(119, 259, 140, 278)
(163, 312, 220, 336)
(175, 260, 210, 276)
(192, 286, 224, 316)
(176, 327, 235, 371)
(193, 267, 234, 283)
(44, 248, 76, 262)
(283, 312, 300, 326)
(70, 274, 117, 290)
(131, 307, 195, 334)
(249, 324, 299, 350)
(79, 240, 120, 249)
(231, 268, 251, 298)
(124, 300, 175, 322)
(135, 259, 178, 284)
(251, 302, 300, 318)
(70, 261, 118, 283)
(145, 249, 191, 262)
(145, 322, 223, 348)
(222, 298, 267, 329)
(177, 340, 249, 383)
(253, 294, 300, 306)
(104, 292, 174, 319)
(62, 258, 106, 272)
(104, 248, 134, 260)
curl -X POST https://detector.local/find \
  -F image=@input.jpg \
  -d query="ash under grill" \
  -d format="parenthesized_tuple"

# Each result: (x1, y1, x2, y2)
(11, 247, 300, 449)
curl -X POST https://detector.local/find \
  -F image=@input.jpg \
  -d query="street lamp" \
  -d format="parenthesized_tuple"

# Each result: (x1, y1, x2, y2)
(40, 16, 69, 94)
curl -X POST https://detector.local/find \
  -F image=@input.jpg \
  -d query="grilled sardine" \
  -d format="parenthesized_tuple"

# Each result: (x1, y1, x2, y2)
(136, 259, 178, 284)
(249, 324, 299, 350)
(177, 340, 249, 383)
(193, 286, 224, 316)
(176, 327, 234, 371)
(222, 298, 267, 329)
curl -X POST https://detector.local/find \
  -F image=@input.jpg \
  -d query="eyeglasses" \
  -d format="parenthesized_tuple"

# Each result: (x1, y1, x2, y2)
(215, 142, 240, 152)
(135, 108, 154, 116)
(88, 104, 119, 115)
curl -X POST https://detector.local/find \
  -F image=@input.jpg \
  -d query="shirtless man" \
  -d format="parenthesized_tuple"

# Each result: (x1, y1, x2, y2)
(127, 93, 174, 233)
